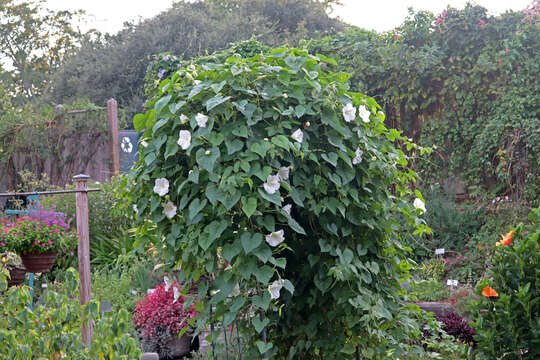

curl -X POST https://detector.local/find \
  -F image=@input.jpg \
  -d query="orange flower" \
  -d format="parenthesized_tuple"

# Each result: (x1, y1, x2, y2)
(496, 230, 514, 247)
(478, 244, 484, 250)
(481, 286, 499, 298)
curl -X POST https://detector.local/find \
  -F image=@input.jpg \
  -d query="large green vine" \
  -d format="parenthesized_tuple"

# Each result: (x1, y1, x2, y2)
(128, 47, 455, 358)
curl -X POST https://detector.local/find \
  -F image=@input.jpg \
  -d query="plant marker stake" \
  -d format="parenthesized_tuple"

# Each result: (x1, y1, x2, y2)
(28, 272, 34, 309)
(140, 354, 158, 360)
(74, 174, 93, 344)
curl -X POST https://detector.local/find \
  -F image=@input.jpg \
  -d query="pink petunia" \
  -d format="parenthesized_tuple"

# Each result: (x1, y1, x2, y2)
(42, 243, 46, 247)
(48, 241, 53, 245)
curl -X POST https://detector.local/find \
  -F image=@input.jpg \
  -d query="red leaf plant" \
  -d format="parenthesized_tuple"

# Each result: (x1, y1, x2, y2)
(133, 281, 198, 338)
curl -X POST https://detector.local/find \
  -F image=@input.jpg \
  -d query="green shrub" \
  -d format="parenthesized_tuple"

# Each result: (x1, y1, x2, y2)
(469, 208, 540, 359)
(418, 257, 446, 281)
(419, 185, 484, 257)
(409, 279, 450, 302)
(0, 268, 141, 359)
(126, 45, 460, 359)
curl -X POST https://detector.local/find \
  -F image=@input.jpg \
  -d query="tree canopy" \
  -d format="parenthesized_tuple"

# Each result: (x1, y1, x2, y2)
(0, 0, 82, 101)
(45, 0, 344, 118)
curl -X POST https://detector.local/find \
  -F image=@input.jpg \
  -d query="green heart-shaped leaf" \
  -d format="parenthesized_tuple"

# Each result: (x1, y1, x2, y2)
(253, 265, 274, 284)
(321, 152, 338, 167)
(241, 232, 262, 254)
(188, 198, 207, 220)
(241, 197, 257, 218)
(252, 292, 271, 311)
(222, 240, 242, 262)
(155, 95, 171, 115)
(252, 317, 270, 334)
(256, 341, 273, 354)
(196, 147, 220, 173)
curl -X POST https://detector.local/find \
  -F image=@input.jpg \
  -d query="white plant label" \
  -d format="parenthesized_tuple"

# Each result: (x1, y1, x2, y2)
(435, 248, 445, 255)
(446, 279, 458, 287)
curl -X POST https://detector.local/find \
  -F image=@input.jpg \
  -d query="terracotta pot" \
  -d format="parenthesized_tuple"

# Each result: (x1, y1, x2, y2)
(20, 251, 57, 273)
(7, 266, 26, 286)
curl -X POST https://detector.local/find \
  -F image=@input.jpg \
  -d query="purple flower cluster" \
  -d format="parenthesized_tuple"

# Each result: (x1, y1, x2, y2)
(28, 203, 72, 229)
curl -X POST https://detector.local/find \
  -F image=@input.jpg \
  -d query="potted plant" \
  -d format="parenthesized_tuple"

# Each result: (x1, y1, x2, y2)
(0, 250, 26, 286)
(133, 279, 198, 359)
(1, 207, 77, 273)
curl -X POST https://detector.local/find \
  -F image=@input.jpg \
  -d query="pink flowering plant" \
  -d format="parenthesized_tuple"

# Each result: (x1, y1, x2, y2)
(133, 281, 198, 339)
(1, 206, 77, 255)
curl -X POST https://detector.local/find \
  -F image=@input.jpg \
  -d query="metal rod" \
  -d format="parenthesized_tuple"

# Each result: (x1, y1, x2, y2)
(236, 320, 242, 360)
(224, 324, 229, 360)
(0, 189, 101, 197)
(210, 305, 216, 360)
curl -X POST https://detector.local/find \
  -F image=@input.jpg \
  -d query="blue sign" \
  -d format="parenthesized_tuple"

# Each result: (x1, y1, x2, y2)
(119, 130, 139, 172)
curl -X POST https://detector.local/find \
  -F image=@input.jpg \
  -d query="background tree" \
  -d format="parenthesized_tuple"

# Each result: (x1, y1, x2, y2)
(0, 0, 83, 102)
(46, 0, 343, 118)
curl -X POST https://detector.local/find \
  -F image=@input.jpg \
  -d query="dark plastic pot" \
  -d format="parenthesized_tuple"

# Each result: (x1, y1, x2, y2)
(7, 266, 26, 286)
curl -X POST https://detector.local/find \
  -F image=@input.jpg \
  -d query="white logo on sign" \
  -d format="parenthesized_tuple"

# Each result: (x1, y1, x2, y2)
(121, 136, 133, 153)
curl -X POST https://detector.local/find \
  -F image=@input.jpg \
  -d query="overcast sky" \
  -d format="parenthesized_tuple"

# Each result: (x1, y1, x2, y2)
(46, 0, 532, 34)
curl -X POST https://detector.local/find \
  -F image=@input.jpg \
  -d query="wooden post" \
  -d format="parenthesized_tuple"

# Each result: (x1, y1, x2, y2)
(107, 99, 120, 176)
(74, 174, 93, 344)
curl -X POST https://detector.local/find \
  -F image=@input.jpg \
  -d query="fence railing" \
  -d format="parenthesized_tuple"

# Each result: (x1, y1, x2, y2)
(0, 174, 100, 344)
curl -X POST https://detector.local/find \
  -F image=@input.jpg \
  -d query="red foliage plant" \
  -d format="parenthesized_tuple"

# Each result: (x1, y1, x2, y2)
(133, 281, 198, 338)
(437, 312, 475, 344)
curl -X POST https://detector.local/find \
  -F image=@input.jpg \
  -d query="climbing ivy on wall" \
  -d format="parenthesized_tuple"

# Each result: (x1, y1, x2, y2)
(306, 4, 540, 205)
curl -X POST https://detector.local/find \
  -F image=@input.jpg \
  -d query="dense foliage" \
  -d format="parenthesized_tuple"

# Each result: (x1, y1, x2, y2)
(124, 45, 463, 358)
(436, 312, 475, 345)
(0, 268, 141, 359)
(46, 0, 343, 118)
(306, 4, 540, 205)
(469, 208, 539, 359)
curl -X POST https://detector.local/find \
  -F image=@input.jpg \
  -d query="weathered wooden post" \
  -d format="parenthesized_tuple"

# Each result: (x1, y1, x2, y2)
(74, 174, 93, 344)
(107, 98, 120, 176)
